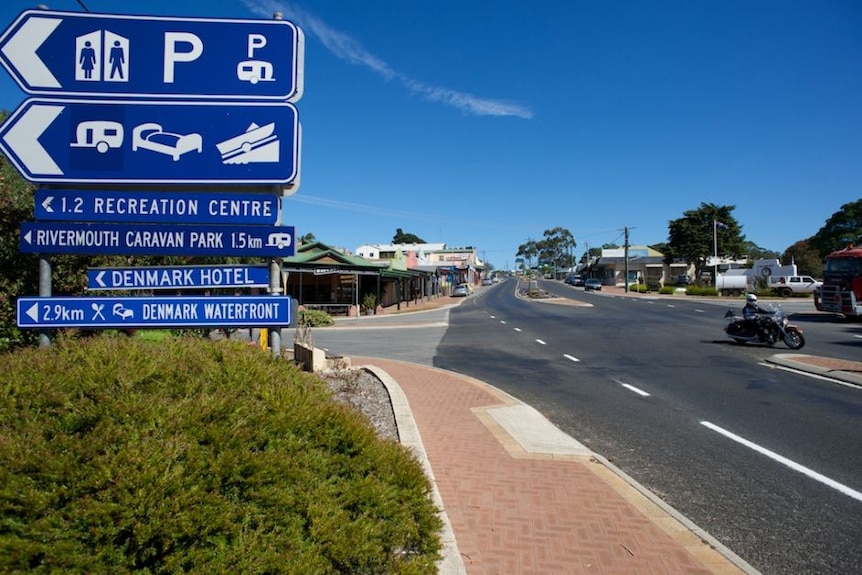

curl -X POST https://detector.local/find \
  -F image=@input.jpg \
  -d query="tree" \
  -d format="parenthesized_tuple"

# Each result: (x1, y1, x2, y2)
(665, 202, 746, 284)
(536, 227, 576, 272)
(298, 232, 316, 245)
(392, 228, 425, 244)
(807, 199, 862, 259)
(516, 239, 538, 270)
(741, 241, 780, 262)
(783, 240, 824, 278)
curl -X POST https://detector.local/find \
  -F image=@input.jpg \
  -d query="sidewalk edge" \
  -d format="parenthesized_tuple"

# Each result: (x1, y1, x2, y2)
(361, 364, 467, 575)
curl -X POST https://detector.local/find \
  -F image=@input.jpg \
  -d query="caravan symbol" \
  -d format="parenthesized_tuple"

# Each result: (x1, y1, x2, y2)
(70, 121, 124, 153)
(237, 60, 275, 84)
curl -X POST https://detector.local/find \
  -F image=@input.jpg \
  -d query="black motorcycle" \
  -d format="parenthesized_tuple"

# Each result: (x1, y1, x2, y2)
(724, 305, 805, 350)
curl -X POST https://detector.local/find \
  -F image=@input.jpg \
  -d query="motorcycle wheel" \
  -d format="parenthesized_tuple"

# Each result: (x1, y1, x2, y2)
(783, 329, 805, 350)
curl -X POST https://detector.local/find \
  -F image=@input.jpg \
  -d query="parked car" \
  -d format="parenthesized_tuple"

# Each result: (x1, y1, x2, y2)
(584, 278, 602, 291)
(564, 274, 582, 285)
(482, 278, 493, 286)
(452, 283, 470, 297)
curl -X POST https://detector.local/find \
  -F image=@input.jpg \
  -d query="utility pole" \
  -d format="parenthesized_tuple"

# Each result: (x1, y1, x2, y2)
(624, 226, 630, 293)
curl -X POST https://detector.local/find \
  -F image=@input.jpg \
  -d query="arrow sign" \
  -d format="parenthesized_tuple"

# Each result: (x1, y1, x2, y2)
(20, 221, 295, 257)
(0, 10, 303, 101)
(87, 265, 270, 290)
(35, 189, 280, 224)
(0, 98, 299, 185)
(17, 295, 292, 328)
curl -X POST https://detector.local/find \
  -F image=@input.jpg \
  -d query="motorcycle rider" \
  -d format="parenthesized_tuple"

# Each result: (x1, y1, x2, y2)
(742, 293, 773, 342)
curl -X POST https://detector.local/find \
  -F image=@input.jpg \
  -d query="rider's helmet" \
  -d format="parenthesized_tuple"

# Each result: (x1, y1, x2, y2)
(746, 293, 758, 303)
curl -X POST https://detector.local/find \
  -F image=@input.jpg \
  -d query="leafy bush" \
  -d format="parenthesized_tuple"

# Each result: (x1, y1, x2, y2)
(659, 286, 676, 295)
(298, 308, 335, 327)
(0, 336, 441, 573)
(685, 285, 718, 296)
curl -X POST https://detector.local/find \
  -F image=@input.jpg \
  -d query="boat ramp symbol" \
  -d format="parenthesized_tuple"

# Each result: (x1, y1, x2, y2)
(216, 122, 279, 164)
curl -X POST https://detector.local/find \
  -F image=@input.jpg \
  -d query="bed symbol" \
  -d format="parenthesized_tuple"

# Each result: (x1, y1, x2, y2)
(215, 122, 279, 165)
(70, 121, 124, 153)
(132, 123, 203, 161)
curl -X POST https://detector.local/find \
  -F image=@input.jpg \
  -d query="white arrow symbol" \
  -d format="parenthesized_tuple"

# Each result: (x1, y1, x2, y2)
(41, 195, 54, 212)
(26, 303, 39, 322)
(2, 104, 64, 175)
(1, 16, 62, 89)
(23, 230, 32, 245)
(96, 271, 107, 287)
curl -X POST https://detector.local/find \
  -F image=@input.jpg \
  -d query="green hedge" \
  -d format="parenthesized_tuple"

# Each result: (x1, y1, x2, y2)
(0, 336, 441, 573)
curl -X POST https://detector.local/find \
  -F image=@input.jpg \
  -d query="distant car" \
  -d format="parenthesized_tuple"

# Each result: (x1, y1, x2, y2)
(452, 283, 470, 297)
(584, 278, 602, 291)
(482, 278, 493, 286)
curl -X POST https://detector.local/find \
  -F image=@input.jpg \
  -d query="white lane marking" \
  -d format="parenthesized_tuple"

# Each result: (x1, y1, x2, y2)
(666, 304, 676, 308)
(500, 320, 506, 324)
(514, 327, 522, 332)
(490, 315, 496, 319)
(854, 335, 862, 340)
(563, 354, 580, 363)
(701, 421, 862, 503)
(695, 309, 706, 313)
(621, 383, 651, 397)
(535, 339, 546, 345)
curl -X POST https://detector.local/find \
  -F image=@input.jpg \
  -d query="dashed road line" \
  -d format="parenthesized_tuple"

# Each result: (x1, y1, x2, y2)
(563, 354, 580, 363)
(535, 339, 546, 345)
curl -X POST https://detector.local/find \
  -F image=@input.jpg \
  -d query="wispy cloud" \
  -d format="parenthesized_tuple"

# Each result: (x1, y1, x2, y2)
(242, 0, 533, 119)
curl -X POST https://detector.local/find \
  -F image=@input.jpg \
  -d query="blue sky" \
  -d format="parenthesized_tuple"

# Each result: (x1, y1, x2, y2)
(1, 1, 859, 270)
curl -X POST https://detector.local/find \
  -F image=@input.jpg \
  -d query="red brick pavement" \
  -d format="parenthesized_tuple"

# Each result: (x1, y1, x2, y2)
(357, 357, 749, 575)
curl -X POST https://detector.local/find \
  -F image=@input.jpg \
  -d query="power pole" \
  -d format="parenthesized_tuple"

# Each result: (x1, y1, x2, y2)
(624, 226, 630, 293)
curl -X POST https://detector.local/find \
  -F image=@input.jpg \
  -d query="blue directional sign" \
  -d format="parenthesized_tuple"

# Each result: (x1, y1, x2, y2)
(0, 98, 298, 184)
(17, 295, 291, 329)
(88, 265, 271, 291)
(0, 10, 303, 101)
(20, 222, 295, 257)
(35, 189, 280, 225)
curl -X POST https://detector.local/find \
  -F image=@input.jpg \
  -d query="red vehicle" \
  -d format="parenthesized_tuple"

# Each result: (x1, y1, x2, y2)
(814, 242, 862, 317)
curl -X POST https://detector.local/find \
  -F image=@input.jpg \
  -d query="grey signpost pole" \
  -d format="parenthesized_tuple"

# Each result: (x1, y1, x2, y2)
(38, 256, 51, 347)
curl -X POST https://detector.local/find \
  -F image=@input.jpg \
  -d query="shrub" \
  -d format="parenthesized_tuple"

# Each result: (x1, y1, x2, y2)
(298, 308, 334, 327)
(659, 286, 676, 295)
(361, 293, 377, 313)
(685, 285, 718, 296)
(0, 336, 441, 573)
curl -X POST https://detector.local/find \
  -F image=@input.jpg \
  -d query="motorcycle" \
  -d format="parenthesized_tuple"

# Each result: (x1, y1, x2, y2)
(724, 305, 805, 350)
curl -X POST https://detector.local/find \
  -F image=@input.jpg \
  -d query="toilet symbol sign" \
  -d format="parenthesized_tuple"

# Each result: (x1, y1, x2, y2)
(76, 30, 129, 83)
(0, 9, 304, 101)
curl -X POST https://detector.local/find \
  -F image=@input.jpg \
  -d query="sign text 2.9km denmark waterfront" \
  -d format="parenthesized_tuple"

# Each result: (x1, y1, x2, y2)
(18, 295, 292, 329)
(20, 222, 295, 257)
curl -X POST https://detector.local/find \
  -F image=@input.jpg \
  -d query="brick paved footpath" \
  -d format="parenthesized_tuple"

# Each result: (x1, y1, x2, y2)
(357, 357, 751, 575)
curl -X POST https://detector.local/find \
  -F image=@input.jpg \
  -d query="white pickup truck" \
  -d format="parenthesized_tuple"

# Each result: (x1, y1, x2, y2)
(768, 275, 822, 297)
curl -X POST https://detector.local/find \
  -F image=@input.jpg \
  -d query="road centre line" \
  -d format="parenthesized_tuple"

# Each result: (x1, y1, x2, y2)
(611, 377, 650, 396)
(535, 339, 546, 345)
(563, 354, 580, 363)
(514, 327, 522, 332)
(701, 421, 862, 503)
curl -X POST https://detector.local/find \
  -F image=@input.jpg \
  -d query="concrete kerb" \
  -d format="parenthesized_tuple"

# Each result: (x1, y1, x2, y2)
(766, 354, 862, 387)
(361, 364, 467, 575)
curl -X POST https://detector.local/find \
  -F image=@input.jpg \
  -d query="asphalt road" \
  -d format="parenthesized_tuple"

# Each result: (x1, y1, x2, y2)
(313, 279, 862, 574)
